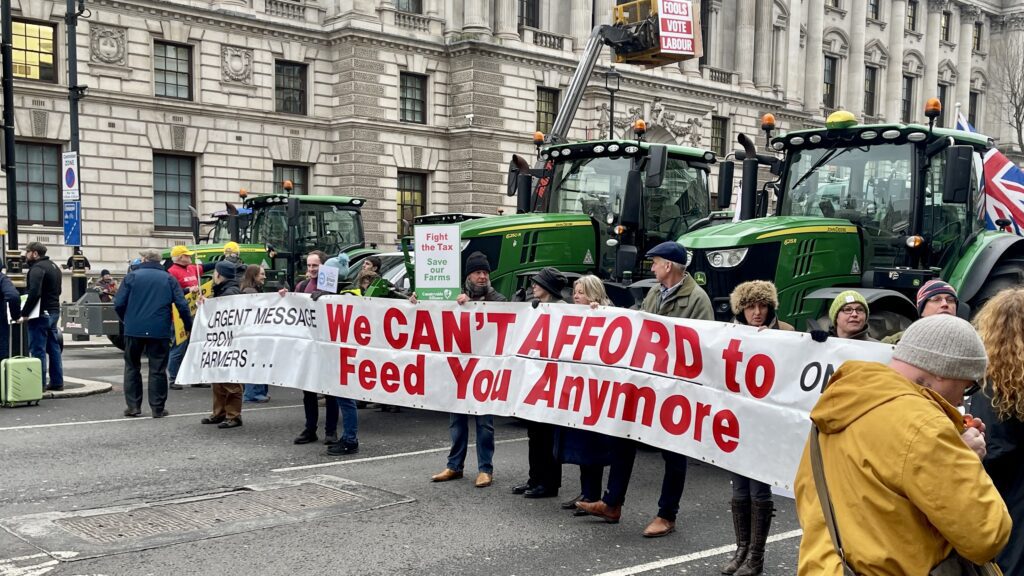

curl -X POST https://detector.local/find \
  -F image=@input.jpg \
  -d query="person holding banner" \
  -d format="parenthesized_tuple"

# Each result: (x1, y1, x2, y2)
(240, 265, 270, 404)
(827, 290, 877, 342)
(432, 252, 505, 488)
(719, 281, 792, 576)
(167, 245, 203, 390)
(114, 249, 191, 418)
(512, 267, 568, 499)
(794, 314, 1010, 575)
(200, 261, 245, 429)
(639, 241, 712, 538)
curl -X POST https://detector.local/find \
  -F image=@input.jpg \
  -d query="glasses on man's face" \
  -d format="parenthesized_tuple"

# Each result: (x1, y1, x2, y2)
(964, 381, 981, 397)
(927, 295, 957, 305)
(839, 306, 866, 316)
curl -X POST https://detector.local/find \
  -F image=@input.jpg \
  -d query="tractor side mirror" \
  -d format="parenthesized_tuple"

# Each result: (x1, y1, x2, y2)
(507, 154, 531, 197)
(615, 244, 637, 280)
(942, 145, 973, 204)
(645, 145, 668, 188)
(621, 169, 643, 229)
(717, 161, 734, 210)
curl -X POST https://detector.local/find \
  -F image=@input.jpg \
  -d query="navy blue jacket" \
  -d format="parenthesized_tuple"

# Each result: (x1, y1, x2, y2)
(114, 261, 192, 339)
(0, 272, 20, 324)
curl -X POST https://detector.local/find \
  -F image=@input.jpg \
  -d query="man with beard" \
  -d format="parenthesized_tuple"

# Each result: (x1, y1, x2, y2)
(431, 252, 505, 488)
(19, 242, 63, 391)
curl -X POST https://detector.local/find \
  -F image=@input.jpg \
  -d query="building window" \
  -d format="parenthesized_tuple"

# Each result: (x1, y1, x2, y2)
(826, 0, 839, 7)
(937, 84, 948, 127)
(940, 11, 951, 42)
(14, 142, 60, 226)
(901, 75, 915, 123)
(823, 56, 838, 110)
(864, 67, 878, 117)
(395, 0, 422, 13)
(536, 88, 559, 135)
(273, 164, 308, 195)
(867, 0, 880, 20)
(711, 116, 729, 157)
(154, 41, 192, 100)
(973, 21, 983, 52)
(396, 172, 427, 237)
(153, 154, 195, 231)
(519, 0, 539, 28)
(399, 72, 427, 124)
(906, 0, 918, 31)
(699, 0, 712, 67)
(275, 61, 307, 115)
(12, 20, 56, 82)
(969, 91, 980, 130)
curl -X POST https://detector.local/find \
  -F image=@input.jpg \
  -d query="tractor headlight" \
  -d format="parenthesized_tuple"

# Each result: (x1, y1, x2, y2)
(706, 247, 748, 268)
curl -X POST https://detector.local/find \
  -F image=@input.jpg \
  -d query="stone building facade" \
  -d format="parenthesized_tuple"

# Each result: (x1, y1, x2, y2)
(3, 0, 1023, 269)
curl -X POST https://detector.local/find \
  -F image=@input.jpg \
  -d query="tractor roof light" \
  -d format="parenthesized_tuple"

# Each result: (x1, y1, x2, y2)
(825, 110, 858, 130)
(283, 179, 294, 192)
(633, 119, 647, 138)
(614, 225, 627, 235)
(906, 235, 925, 249)
(533, 131, 545, 145)
(924, 98, 942, 119)
(860, 130, 878, 141)
(882, 129, 901, 140)
(789, 136, 805, 146)
(239, 187, 248, 199)
(907, 131, 927, 142)
(761, 113, 777, 132)
(772, 141, 785, 150)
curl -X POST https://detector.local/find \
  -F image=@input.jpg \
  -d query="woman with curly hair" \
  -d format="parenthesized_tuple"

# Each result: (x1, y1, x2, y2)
(971, 287, 1024, 575)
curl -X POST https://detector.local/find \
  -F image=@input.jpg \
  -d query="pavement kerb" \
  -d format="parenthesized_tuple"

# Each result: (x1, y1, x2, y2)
(45, 376, 112, 399)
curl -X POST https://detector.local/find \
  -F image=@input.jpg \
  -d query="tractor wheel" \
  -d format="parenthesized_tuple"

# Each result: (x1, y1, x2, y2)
(107, 334, 126, 350)
(968, 256, 1024, 319)
(868, 310, 914, 341)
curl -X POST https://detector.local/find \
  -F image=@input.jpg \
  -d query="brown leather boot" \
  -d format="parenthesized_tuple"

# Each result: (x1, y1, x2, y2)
(720, 499, 752, 574)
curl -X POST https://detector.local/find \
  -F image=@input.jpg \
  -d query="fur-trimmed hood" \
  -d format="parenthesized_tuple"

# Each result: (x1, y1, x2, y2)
(729, 280, 779, 315)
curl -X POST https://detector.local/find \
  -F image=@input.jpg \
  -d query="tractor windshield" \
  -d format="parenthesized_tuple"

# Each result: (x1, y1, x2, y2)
(250, 204, 364, 256)
(781, 143, 914, 234)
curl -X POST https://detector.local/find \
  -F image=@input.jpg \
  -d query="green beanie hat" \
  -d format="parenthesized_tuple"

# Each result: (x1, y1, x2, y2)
(829, 290, 869, 324)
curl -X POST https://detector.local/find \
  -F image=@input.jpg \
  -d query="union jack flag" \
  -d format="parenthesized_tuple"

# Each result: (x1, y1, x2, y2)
(956, 112, 1024, 236)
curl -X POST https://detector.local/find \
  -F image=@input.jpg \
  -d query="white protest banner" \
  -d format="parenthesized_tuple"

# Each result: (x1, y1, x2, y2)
(657, 0, 699, 56)
(414, 224, 460, 300)
(177, 294, 893, 489)
(317, 265, 339, 294)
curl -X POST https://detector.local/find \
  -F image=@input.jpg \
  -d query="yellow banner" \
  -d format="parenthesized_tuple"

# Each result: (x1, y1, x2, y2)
(172, 280, 213, 345)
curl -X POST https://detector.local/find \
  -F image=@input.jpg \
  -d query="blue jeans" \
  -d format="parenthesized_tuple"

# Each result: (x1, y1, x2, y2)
(27, 311, 62, 389)
(304, 392, 358, 446)
(447, 413, 494, 474)
(244, 384, 269, 401)
(336, 397, 358, 446)
(656, 450, 689, 522)
(167, 337, 189, 384)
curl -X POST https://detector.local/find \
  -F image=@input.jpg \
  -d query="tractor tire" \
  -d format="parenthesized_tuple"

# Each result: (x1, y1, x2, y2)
(107, 334, 126, 350)
(868, 309, 914, 341)
(968, 256, 1024, 318)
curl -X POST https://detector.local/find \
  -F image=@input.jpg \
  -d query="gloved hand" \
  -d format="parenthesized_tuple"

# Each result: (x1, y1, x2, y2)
(810, 330, 829, 343)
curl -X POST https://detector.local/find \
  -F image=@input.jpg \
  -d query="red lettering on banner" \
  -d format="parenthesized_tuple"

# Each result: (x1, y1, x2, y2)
(517, 314, 551, 357)
(660, 18, 692, 35)
(551, 315, 583, 358)
(745, 354, 776, 399)
(340, 348, 425, 395)
(449, 357, 478, 400)
(487, 312, 517, 355)
(441, 311, 471, 353)
(660, 394, 692, 434)
(384, 308, 408, 348)
(693, 401, 712, 441)
(660, 0, 690, 17)
(722, 339, 744, 393)
(661, 37, 695, 53)
(411, 310, 440, 351)
(339, 346, 358, 385)
(584, 378, 612, 426)
(599, 317, 632, 365)
(574, 316, 606, 361)
(629, 319, 670, 373)
(607, 381, 656, 426)
(359, 360, 376, 390)
(380, 362, 400, 393)
(327, 304, 370, 345)
(559, 375, 584, 412)
(672, 325, 703, 378)
(713, 411, 740, 452)
(524, 362, 558, 407)
(448, 356, 510, 402)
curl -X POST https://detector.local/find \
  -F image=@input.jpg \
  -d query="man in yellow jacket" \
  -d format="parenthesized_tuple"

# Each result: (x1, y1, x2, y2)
(795, 314, 1011, 575)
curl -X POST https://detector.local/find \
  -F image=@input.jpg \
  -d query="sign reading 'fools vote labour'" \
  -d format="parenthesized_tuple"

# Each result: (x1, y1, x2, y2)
(177, 295, 893, 489)
(414, 224, 461, 301)
(658, 0, 697, 55)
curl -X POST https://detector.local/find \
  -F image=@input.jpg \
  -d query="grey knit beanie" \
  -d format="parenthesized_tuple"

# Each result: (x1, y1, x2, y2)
(892, 314, 988, 382)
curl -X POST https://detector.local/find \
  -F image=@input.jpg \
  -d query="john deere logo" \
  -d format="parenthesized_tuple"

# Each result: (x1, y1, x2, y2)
(694, 272, 707, 285)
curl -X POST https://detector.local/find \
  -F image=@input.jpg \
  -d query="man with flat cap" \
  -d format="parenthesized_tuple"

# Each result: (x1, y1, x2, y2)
(795, 314, 1011, 574)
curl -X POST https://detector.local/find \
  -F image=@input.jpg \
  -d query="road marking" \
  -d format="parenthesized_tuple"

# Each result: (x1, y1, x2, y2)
(0, 404, 303, 432)
(0, 552, 78, 576)
(592, 529, 803, 575)
(270, 437, 529, 473)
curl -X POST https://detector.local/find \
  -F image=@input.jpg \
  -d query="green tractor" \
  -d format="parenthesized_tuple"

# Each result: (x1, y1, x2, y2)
(680, 108, 1024, 336)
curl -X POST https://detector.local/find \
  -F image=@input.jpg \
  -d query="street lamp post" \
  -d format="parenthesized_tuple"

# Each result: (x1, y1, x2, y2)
(605, 67, 621, 140)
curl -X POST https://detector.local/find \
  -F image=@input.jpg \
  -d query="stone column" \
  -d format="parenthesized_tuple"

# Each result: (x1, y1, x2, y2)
(495, 0, 518, 40)
(773, 24, 786, 90)
(444, 0, 459, 37)
(886, 0, 907, 121)
(463, 0, 491, 36)
(846, 0, 867, 115)
(735, 0, 756, 86)
(923, 0, 946, 104)
(753, 0, 774, 88)
(571, 0, 590, 51)
(710, 0, 723, 68)
(956, 4, 980, 120)
(804, 0, 824, 114)
(785, 0, 803, 104)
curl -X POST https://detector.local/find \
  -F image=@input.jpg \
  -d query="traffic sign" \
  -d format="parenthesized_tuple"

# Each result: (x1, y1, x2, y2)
(63, 201, 81, 247)
(62, 151, 80, 201)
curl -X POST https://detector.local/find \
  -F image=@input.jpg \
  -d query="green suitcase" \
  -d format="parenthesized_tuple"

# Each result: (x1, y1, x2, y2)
(1, 324, 43, 407)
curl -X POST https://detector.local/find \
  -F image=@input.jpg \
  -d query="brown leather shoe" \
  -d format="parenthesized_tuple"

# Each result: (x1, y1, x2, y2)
(642, 516, 676, 538)
(431, 468, 463, 482)
(575, 500, 621, 524)
(474, 472, 493, 487)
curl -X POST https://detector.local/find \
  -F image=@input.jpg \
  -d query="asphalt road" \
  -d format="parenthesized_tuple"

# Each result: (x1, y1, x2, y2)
(0, 346, 804, 576)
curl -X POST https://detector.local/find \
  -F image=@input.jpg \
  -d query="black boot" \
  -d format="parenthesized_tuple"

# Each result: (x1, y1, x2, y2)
(720, 499, 752, 574)
(735, 500, 774, 576)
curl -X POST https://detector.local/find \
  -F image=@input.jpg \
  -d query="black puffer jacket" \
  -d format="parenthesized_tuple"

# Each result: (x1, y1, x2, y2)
(23, 256, 62, 313)
(212, 278, 241, 297)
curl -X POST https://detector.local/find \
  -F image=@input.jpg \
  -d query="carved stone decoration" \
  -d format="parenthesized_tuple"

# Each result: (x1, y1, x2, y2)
(221, 46, 253, 84)
(289, 138, 302, 162)
(603, 97, 704, 148)
(172, 125, 186, 151)
(31, 110, 47, 138)
(89, 24, 127, 66)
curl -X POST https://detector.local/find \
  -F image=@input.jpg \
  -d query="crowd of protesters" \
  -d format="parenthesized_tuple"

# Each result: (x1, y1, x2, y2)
(16, 235, 1018, 576)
